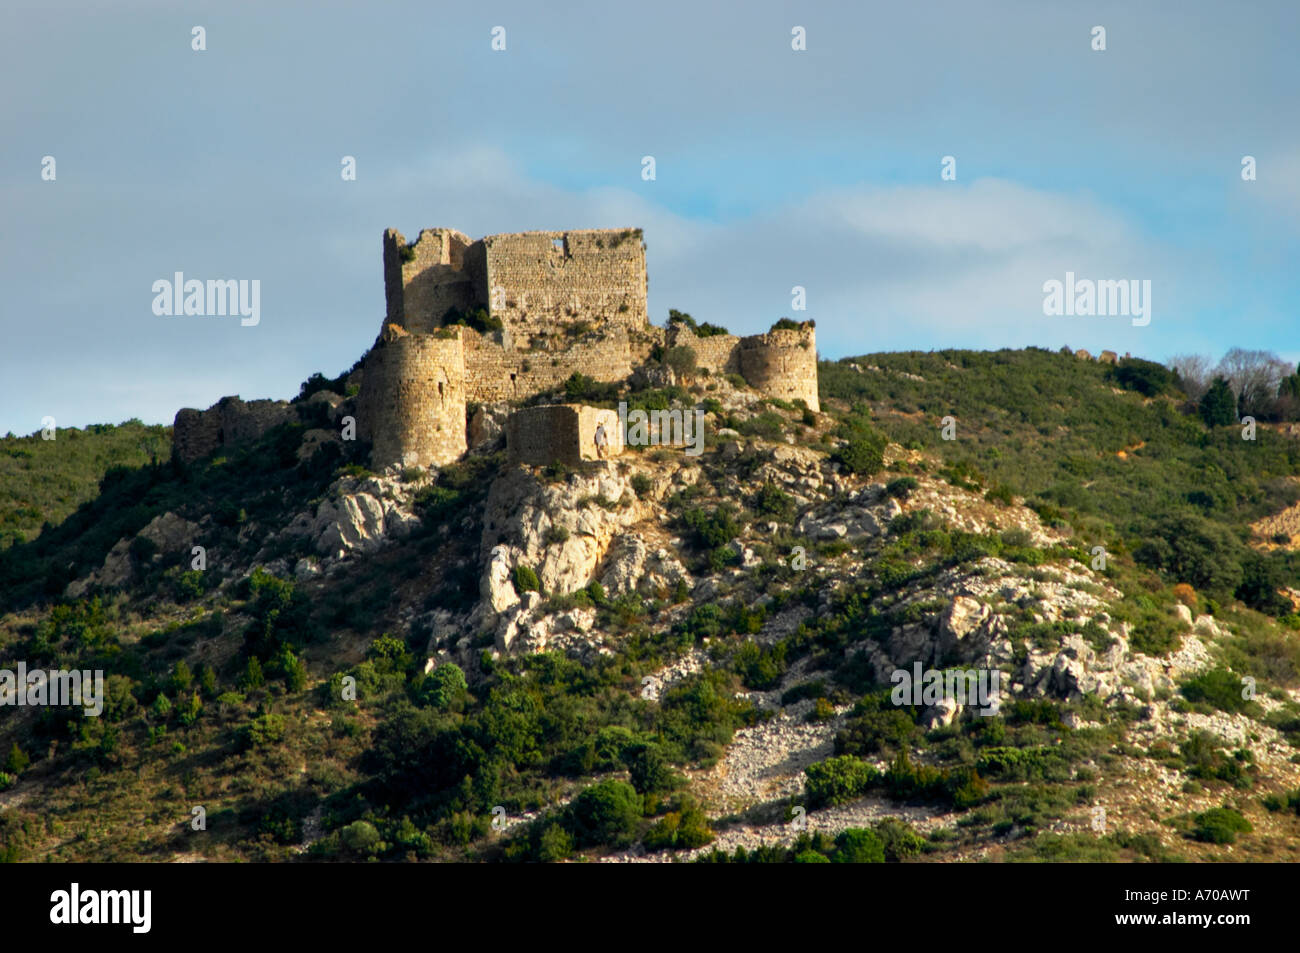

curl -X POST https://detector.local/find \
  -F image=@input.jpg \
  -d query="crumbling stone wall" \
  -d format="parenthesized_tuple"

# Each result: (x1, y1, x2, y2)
(739, 324, 820, 411)
(481, 229, 647, 337)
(461, 327, 633, 403)
(506, 403, 624, 467)
(357, 325, 467, 468)
(172, 396, 293, 464)
(665, 324, 741, 375)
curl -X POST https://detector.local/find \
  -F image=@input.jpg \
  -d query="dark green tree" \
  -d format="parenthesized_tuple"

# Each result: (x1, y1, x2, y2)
(4, 743, 30, 775)
(1199, 376, 1237, 427)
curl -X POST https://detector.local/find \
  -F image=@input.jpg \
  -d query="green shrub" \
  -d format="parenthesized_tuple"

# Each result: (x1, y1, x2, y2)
(239, 656, 265, 690)
(421, 664, 467, 710)
(835, 696, 921, 756)
(831, 827, 886, 863)
(833, 424, 887, 476)
(1261, 788, 1300, 815)
(625, 742, 683, 794)
(751, 482, 794, 520)
(238, 712, 286, 749)
(564, 372, 595, 400)
(176, 692, 203, 727)
(273, 645, 308, 692)
(682, 504, 743, 550)
(1179, 732, 1255, 788)
(1113, 357, 1177, 397)
(442, 305, 503, 335)
(668, 309, 729, 337)
(873, 817, 926, 861)
(340, 820, 384, 856)
(885, 477, 919, 499)
(793, 849, 831, 863)
(642, 800, 714, 851)
(514, 564, 540, 594)
(1192, 807, 1252, 844)
(804, 755, 879, 808)
(1180, 668, 1252, 714)
(175, 570, 207, 601)
(565, 780, 643, 848)
(985, 482, 1016, 506)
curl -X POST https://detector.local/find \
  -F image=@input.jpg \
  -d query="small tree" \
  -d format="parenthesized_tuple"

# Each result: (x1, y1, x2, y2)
(422, 663, 468, 710)
(661, 345, 697, 379)
(1198, 377, 1236, 427)
(1169, 353, 1213, 401)
(4, 742, 30, 775)
(565, 779, 642, 848)
(239, 655, 265, 690)
(1279, 362, 1300, 400)
(168, 660, 194, 695)
(275, 645, 308, 692)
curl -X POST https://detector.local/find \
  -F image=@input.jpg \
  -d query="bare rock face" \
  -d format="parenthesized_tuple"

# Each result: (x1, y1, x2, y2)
(482, 544, 520, 616)
(468, 402, 511, 452)
(837, 555, 1222, 712)
(139, 512, 202, 553)
(939, 595, 993, 658)
(472, 463, 661, 652)
(279, 474, 421, 561)
(65, 512, 201, 598)
(480, 464, 648, 593)
(599, 535, 692, 596)
(313, 494, 388, 556)
(921, 695, 962, 729)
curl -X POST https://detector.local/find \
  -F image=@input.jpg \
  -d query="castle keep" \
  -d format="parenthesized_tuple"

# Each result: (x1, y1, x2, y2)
(173, 227, 820, 469)
(382, 227, 648, 338)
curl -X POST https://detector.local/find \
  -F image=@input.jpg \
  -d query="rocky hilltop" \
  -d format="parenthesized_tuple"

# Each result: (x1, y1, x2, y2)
(2, 346, 1300, 863)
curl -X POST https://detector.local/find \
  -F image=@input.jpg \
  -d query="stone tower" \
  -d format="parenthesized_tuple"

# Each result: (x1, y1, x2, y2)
(356, 325, 467, 468)
(738, 325, 820, 412)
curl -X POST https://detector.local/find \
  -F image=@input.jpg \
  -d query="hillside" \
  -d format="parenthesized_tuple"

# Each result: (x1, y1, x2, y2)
(3, 347, 1300, 864)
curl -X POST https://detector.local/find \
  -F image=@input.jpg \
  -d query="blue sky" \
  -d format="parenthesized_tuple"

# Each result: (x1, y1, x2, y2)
(2, 0, 1298, 434)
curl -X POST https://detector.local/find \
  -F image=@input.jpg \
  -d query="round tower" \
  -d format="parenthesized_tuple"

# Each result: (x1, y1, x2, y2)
(739, 323, 820, 412)
(357, 325, 467, 468)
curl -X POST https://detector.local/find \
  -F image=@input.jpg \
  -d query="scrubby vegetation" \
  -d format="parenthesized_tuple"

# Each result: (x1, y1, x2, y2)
(3, 345, 1300, 864)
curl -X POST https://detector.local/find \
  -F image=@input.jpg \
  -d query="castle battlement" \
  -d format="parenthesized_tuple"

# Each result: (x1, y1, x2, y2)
(383, 227, 648, 338)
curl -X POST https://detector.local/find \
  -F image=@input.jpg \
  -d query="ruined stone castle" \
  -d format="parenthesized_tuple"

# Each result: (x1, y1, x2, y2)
(174, 227, 819, 468)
